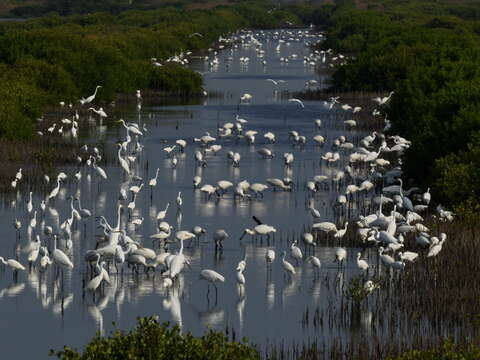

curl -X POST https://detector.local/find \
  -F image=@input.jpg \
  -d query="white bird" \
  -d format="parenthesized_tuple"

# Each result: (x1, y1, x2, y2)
(427, 233, 446, 258)
(250, 183, 268, 198)
(356, 253, 369, 272)
(39, 247, 53, 272)
(48, 178, 62, 200)
(15, 168, 22, 181)
(213, 229, 229, 248)
(199, 269, 225, 299)
(264, 132, 276, 143)
(52, 235, 74, 270)
(306, 255, 321, 274)
(290, 241, 303, 265)
(129, 184, 143, 195)
(217, 180, 234, 194)
(89, 107, 107, 118)
(313, 222, 337, 233)
(333, 222, 348, 239)
(265, 249, 275, 269)
(399, 251, 418, 262)
(93, 160, 107, 180)
(176, 139, 187, 152)
(379, 247, 394, 268)
(236, 268, 245, 286)
(334, 247, 347, 266)
(266, 78, 285, 86)
(200, 184, 217, 198)
(313, 135, 325, 145)
(86, 267, 104, 292)
(27, 238, 41, 266)
(167, 238, 186, 279)
(26, 192, 33, 213)
(80, 85, 102, 105)
(306, 204, 320, 219)
(281, 251, 296, 278)
(372, 91, 394, 106)
(423, 188, 431, 204)
(193, 175, 202, 188)
(157, 203, 170, 221)
(176, 192, 182, 208)
(284, 152, 294, 166)
(240, 93, 252, 103)
(119, 119, 143, 136)
(117, 144, 130, 174)
(149, 168, 160, 187)
(29, 211, 37, 228)
(163, 145, 177, 156)
(288, 98, 305, 108)
(236, 254, 247, 272)
(301, 232, 316, 247)
(258, 148, 274, 159)
(0, 256, 26, 272)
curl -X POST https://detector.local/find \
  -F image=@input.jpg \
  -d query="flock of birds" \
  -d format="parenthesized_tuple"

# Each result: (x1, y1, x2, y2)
(0, 29, 455, 339)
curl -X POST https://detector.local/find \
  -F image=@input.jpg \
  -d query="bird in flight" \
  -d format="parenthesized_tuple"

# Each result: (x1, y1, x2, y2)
(266, 79, 286, 86)
(288, 98, 305, 108)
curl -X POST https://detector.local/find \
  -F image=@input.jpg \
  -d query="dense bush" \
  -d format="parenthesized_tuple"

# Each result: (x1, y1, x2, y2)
(50, 317, 260, 360)
(314, 0, 480, 218)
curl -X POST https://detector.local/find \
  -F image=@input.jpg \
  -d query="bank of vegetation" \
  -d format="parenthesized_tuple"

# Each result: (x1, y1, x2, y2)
(311, 0, 480, 220)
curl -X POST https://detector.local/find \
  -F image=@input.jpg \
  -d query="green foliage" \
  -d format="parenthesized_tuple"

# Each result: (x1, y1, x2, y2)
(149, 64, 203, 94)
(387, 340, 480, 360)
(433, 135, 480, 222)
(50, 317, 260, 360)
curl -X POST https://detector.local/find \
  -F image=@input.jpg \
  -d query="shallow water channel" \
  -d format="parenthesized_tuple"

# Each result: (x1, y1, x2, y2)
(0, 29, 457, 358)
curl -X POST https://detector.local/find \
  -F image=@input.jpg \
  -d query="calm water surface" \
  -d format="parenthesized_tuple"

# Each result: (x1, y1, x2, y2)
(0, 29, 406, 358)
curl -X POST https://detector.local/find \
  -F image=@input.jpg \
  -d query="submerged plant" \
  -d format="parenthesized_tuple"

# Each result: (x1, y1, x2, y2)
(345, 276, 379, 303)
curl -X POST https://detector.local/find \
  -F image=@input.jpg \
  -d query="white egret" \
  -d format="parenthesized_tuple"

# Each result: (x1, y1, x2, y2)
(117, 144, 130, 174)
(265, 249, 275, 270)
(149, 168, 160, 188)
(356, 253, 369, 272)
(176, 192, 182, 208)
(53, 235, 74, 270)
(281, 251, 295, 279)
(290, 241, 303, 266)
(27, 192, 33, 213)
(157, 203, 170, 221)
(199, 269, 225, 301)
(306, 255, 321, 275)
(334, 247, 347, 267)
(288, 98, 305, 108)
(80, 85, 102, 105)
(0, 256, 26, 272)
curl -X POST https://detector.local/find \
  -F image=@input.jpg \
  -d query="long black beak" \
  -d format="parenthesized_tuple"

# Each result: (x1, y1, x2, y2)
(252, 215, 262, 225)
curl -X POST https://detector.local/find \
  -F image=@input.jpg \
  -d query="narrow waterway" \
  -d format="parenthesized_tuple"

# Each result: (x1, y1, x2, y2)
(0, 29, 462, 359)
